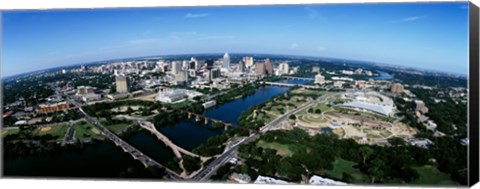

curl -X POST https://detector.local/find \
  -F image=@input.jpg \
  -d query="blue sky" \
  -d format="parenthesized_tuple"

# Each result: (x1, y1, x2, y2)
(2, 2, 470, 77)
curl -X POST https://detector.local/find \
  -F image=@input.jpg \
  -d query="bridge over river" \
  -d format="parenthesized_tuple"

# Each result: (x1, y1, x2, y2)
(137, 120, 202, 159)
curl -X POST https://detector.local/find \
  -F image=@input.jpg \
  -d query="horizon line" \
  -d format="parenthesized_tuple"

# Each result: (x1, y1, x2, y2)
(2, 52, 468, 79)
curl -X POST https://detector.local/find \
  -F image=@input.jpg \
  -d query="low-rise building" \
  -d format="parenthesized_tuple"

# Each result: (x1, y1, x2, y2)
(254, 176, 291, 184)
(229, 173, 251, 184)
(309, 175, 347, 185)
(203, 100, 216, 109)
(36, 101, 70, 114)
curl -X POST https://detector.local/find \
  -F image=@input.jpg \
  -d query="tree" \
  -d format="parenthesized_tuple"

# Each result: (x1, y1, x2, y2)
(359, 146, 374, 164)
(315, 109, 322, 114)
(289, 114, 297, 120)
(367, 158, 385, 183)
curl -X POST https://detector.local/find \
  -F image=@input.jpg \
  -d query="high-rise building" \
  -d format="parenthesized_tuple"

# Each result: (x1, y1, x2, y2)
(264, 59, 274, 75)
(243, 57, 254, 68)
(223, 52, 230, 69)
(255, 63, 266, 76)
(190, 57, 198, 70)
(171, 61, 182, 74)
(315, 74, 325, 84)
(206, 59, 214, 70)
(211, 68, 221, 79)
(279, 62, 289, 75)
(391, 83, 404, 93)
(238, 60, 245, 72)
(312, 66, 320, 73)
(116, 74, 130, 94)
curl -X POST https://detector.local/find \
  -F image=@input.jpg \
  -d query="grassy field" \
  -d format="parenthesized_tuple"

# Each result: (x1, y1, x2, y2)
(33, 124, 70, 139)
(2, 128, 20, 136)
(411, 165, 457, 185)
(325, 158, 369, 183)
(75, 121, 103, 139)
(169, 100, 190, 109)
(102, 122, 132, 135)
(257, 140, 294, 157)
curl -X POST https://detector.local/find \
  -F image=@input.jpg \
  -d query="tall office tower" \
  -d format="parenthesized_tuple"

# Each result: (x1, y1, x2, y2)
(264, 59, 274, 75)
(279, 62, 289, 75)
(223, 52, 230, 69)
(189, 61, 196, 70)
(391, 83, 405, 93)
(238, 60, 245, 72)
(255, 63, 266, 76)
(115, 74, 130, 94)
(312, 66, 321, 73)
(206, 59, 214, 70)
(243, 56, 254, 68)
(182, 60, 188, 70)
(315, 74, 325, 84)
(211, 68, 221, 79)
(171, 61, 182, 74)
(190, 57, 198, 70)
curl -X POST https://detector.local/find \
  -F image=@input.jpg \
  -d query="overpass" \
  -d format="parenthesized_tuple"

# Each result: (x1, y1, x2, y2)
(283, 76, 315, 81)
(178, 110, 260, 134)
(264, 81, 320, 89)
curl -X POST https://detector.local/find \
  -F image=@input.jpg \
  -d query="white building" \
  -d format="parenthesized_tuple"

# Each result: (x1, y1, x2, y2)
(342, 70, 354, 75)
(202, 100, 216, 109)
(278, 62, 289, 75)
(157, 87, 203, 103)
(254, 176, 291, 184)
(309, 175, 347, 185)
(223, 52, 230, 69)
(243, 56, 254, 68)
(315, 74, 325, 84)
(341, 91, 395, 116)
(171, 61, 182, 74)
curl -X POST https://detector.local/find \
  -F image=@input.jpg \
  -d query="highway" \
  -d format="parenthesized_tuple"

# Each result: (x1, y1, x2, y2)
(66, 97, 182, 179)
(191, 98, 316, 181)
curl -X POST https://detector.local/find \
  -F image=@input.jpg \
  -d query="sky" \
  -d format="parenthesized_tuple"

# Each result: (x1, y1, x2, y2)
(1, 2, 470, 77)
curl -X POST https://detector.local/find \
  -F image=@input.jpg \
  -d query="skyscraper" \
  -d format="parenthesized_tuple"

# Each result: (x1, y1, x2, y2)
(223, 52, 230, 69)
(264, 59, 274, 76)
(243, 57, 254, 68)
(171, 61, 182, 74)
(206, 59, 214, 70)
(115, 74, 130, 94)
(279, 62, 289, 75)
(238, 60, 245, 72)
(255, 63, 266, 76)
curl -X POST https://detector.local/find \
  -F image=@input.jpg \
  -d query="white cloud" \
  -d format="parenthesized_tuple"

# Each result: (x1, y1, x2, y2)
(391, 16, 426, 23)
(170, 31, 201, 39)
(198, 35, 234, 40)
(47, 51, 60, 55)
(305, 7, 326, 20)
(290, 43, 299, 49)
(184, 13, 209, 18)
(317, 47, 326, 52)
(128, 38, 161, 45)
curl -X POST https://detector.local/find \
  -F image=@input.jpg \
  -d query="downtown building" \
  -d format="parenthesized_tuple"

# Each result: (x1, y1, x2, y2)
(255, 59, 274, 76)
(223, 52, 230, 69)
(115, 74, 130, 94)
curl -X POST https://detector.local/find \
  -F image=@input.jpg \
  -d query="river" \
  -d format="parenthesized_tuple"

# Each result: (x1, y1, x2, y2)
(2, 78, 332, 178)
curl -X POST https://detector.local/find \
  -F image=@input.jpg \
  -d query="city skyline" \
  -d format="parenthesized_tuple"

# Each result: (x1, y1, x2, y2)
(2, 2, 470, 77)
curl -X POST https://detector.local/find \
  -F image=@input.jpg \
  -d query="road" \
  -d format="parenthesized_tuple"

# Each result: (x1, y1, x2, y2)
(191, 98, 317, 181)
(66, 97, 182, 179)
